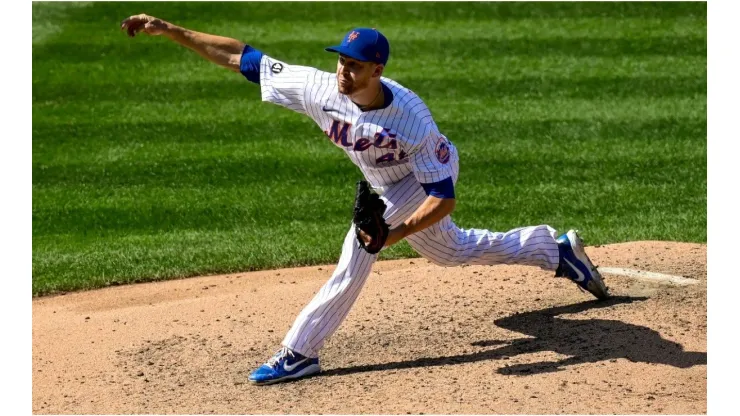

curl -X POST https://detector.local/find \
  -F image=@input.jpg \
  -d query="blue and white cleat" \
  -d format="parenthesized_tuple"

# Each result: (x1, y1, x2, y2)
(248, 347, 320, 385)
(555, 230, 610, 300)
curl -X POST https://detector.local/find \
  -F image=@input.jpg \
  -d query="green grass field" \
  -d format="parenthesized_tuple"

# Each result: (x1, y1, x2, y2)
(32, 2, 707, 296)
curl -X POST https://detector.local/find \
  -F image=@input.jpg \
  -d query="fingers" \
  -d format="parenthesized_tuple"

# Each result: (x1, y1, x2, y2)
(359, 229, 373, 245)
(120, 17, 140, 37)
(120, 14, 149, 37)
(128, 23, 142, 37)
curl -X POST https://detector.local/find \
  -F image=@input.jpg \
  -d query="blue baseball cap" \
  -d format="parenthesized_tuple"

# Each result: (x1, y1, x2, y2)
(325, 28, 390, 66)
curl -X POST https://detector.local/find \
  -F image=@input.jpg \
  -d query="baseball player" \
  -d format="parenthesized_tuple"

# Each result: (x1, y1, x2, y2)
(121, 15, 610, 386)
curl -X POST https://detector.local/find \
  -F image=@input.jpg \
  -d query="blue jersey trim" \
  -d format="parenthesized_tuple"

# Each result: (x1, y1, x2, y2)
(379, 82, 394, 109)
(240, 44, 264, 84)
(421, 177, 455, 199)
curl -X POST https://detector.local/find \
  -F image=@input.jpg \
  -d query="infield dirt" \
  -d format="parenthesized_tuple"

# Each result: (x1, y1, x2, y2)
(33, 241, 706, 414)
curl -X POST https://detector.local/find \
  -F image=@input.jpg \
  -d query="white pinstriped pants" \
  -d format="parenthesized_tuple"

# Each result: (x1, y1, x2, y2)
(282, 152, 561, 358)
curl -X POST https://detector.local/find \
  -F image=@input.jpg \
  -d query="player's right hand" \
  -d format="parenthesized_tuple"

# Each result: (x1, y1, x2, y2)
(120, 14, 168, 37)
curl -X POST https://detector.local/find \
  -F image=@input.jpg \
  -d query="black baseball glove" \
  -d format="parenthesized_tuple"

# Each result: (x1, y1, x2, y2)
(353, 181, 390, 254)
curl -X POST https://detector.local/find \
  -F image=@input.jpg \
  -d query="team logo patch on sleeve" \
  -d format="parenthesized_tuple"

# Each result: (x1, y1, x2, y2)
(271, 62, 284, 74)
(435, 137, 451, 164)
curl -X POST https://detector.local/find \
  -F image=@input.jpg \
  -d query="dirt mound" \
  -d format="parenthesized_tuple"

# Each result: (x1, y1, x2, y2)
(32, 241, 706, 414)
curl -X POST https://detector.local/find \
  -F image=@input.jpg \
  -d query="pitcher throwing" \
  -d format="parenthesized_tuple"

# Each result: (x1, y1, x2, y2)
(121, 14, 610, 386)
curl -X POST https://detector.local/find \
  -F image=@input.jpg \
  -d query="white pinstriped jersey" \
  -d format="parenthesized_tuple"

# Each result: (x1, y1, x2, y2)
(259, 55, 457, 188)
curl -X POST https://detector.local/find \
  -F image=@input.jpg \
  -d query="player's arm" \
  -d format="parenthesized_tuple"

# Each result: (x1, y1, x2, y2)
(376, 130, 458, 248)
(384, 178, 456, 247)
(122, 14, 313, 113)
(120, 14, 245, 72)
(358, 179, 455, 249)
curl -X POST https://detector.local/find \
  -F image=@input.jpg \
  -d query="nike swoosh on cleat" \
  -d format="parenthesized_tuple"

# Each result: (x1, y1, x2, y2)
(283, 358, 308, 372)
(563, 257, 586, 282)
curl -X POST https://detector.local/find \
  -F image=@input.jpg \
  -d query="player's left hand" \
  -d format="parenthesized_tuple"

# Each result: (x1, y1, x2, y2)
(358, 229, 373, 246)
(359, 226, 405, 249)
(353, 181, 390, 254)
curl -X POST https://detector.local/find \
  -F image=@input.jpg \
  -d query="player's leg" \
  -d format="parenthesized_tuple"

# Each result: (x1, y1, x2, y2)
(281, 224, 375, 358)
(281, 175, 425, 356)
(249, 174, 427, 385)
(405, 219, 560, 269)
(406, 147, 607, 299)
(248, 225, 376, 385)
(405, 218, 609, 300)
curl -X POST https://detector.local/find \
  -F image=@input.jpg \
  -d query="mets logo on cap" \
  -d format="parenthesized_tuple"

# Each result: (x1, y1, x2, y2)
(347, 31, 360, 42)
(435, 137, 451, 164)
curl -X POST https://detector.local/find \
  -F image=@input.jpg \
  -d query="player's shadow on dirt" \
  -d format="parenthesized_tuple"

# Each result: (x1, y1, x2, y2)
(486, 296, 706, 375)
(320, 296, 706, 378)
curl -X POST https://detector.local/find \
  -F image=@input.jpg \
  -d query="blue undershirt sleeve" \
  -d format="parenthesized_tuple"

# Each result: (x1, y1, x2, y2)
(240, 44, 264, 84)
(421, 177, 455, 199)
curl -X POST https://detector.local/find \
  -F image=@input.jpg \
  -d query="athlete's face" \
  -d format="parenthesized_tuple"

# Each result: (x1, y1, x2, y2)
(336, 55, 383, 95)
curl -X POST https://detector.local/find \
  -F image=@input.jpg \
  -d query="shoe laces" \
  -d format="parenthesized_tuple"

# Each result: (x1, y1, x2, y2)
(266, 347, 295, 368)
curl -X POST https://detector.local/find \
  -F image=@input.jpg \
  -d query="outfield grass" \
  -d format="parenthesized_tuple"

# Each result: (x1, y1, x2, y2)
(32, 2, 707, 296)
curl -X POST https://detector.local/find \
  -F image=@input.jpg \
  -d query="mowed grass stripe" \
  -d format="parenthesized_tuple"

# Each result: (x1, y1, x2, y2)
(33, 75, 706, 103)
(32, 2, 93, 45)
(33, 56, 708, 85)
(34, 175, 705, 241)
(35, 36, 706, 65)
(32, 118, 706, 158)
(33, 96, 706, 124)
(34, 175, 706, 237)
(34, 130, 705, 236)
(34, 137, 705, 238)
(33, 118, 706, 167)
(33, 191, 354, 236)
(40, 1, 707, 26)
(42, 16, 707, 45)
(32, 224, 356, 295)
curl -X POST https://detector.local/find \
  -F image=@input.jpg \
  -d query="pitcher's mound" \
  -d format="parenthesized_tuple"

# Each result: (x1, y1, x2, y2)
(33, 241, 706, 414)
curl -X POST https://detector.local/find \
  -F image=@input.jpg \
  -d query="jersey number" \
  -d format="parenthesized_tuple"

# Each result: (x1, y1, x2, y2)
(375, 149, 408, 164)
